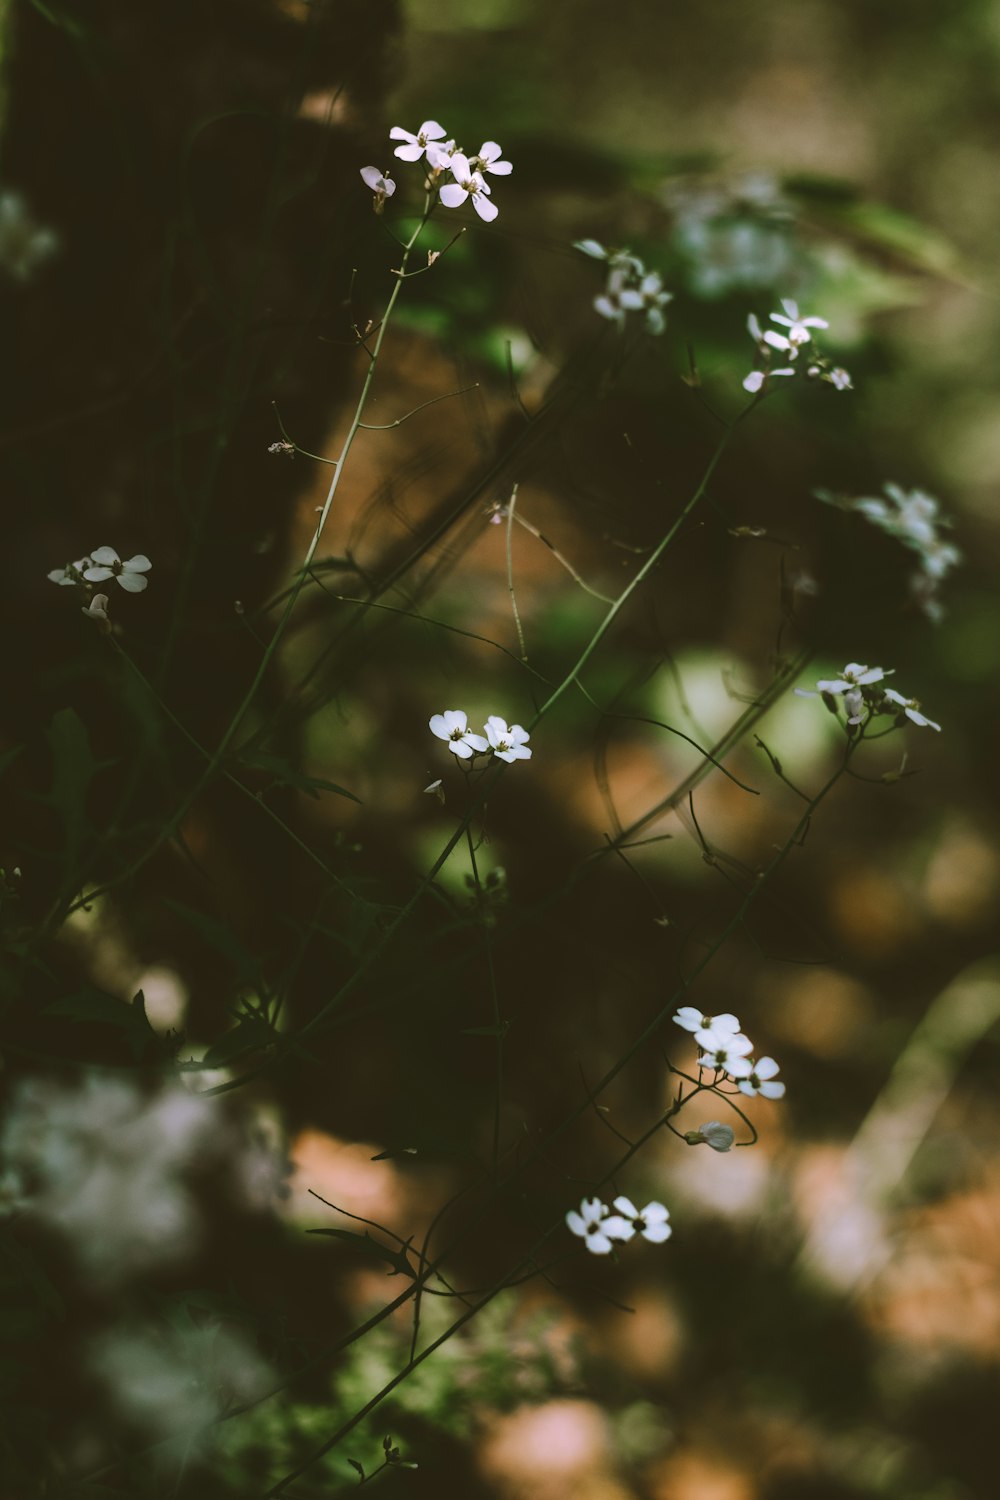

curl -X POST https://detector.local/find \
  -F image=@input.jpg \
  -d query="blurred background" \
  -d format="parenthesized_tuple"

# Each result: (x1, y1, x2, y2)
(1, 1, 999, 1496)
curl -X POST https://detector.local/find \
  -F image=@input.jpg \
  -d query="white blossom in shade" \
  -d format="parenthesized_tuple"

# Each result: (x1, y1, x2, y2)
(743, 366, 794, 393)
(764, 298, 828, 356)
(574, 238, 609, 260)
(815, 663, 888, 695)
(438, 154, 497, 222)
(359, 166, 396, 212)
(484, 715, 531, 763)
(673, 1007, 741, 1035)
(81, 593, 111, 631)
(689, 1121, 736, 1152)
(470, 141, 513, 177)
(565, 1196, 633, 1255)
(881, 687, 941, 731)
(697, 1029, 754, 1079)
(47, 556, 91, 586)
(429, 709, 489, 760)
(737, 1056, 786, 1099)
(829, 367, 853, 391)
(843, 687, 865, 726)
(594, 263, 630, 327)
(389, 120, 447, 162)
(613, 1196, 672, 1243)
(83, 546, 152, 593)
(618, 270, 673, 335)
(694, 1020, 751, 1054)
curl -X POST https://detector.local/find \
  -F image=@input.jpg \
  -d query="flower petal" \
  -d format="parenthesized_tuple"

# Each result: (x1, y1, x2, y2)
(115, 571, 148, 592)
(89, 545, 120, 566)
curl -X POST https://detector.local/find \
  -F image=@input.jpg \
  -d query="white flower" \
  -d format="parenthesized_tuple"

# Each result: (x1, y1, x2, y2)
(470, 141, 512, 177)
(429, 710, 489, 760)
(484, 716, 531, 763)
(843, 688, 865, 726)
(360, 166, 396, 213)
(689, 1121, 736, 1152)
(83, 547, 152, 593)
(565, 1196, 633, 1255)
(47, 556, 91, 586)
(389, 120, 447, 162)
(815, 663, 888, 695)
(618, 270, 672, 335)
(763, 298, 828, 357)
(737, 1056, 786, 1099)
(697, 1030, 754, 1079)
(81, 593, 111, 630)
(574, 238, 609, 260)
(881, 687, 941, 731)
(743, 367, 794, 393)
(425, 137, 458, 171)
(673, 1007, 741, 1035)
(438, 154, 497, 222)
(612, 1196, 672, 1243)
(829, 367, 852, 391)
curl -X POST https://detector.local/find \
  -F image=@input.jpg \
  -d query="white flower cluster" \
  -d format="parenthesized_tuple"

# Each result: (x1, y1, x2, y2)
(361, 119, 512, 223)
(673, 1007, 786, 1098)
(47, 546, 152, 630)
(574, 239, 673, 336)
(430, 709, 531, 764)
(666, 171, 795, 298)
(815, 482, 961, 624)
(797, 663, 941, 731)
(566, 1194, 671, 1256)
(743, 299, 850, 394)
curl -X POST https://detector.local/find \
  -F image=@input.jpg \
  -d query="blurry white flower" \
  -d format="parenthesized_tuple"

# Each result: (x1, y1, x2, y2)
(484, 716, 531, 763)
(688, 1121, 736, 1152)
(574, 238, 609, 260)
(83, 547, 151, 593)
(698, 1031, 754, 1079)
(743, 366, 794, 394)
(829, 367, 853, 390)
(470, 141, 512, 177)
(566, 1195, 633, 1255)
(881, 687, 941, 731)
(89, 1322, 272, 1440)
(618, 270, 673, 335)
(0, 190, 58, 282)
(612, 1196, 672, 1243)
(423, 778, 445, 804)
(389, 120, 447, 162)
(764, 298, 828, 356)
(439, 154, 497, 221)
(843, 687, 865, 725)
(47, 556, 91, 586)
(359, 166, 396, 213)
(737, 1056, 786, 1099)
(673, 1007, 741, 1035)
(429, 710, 488, 760)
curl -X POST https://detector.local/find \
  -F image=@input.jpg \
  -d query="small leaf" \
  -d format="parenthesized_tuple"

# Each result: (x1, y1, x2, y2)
(202, 1013, 275, 1068)
(347, 1458, 365, 1480)
(306, 1227, 414, 1277)
(237, 750, 361, 804)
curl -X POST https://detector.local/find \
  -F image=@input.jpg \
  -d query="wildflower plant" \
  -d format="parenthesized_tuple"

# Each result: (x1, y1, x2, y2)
(6, 84, 964, 1498)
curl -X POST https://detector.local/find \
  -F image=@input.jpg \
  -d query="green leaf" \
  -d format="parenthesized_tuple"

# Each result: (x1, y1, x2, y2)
(164, 899, 261, 983)
(201, 1013, 275, 1068)
(236, 750, 361, 804)
(305, 1228, 413, 1277)
(43, 987, 158, 1059)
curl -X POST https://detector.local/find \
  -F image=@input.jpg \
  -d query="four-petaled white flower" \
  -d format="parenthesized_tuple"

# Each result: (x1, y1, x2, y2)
(83, 547, 152, 593)
(763, 299, 828, 357)
(359, 166, 396, 213)
(697, 1029, 754, 1079)
(815, 662, 887, 695)
(429, 710, 488, 760)
(438, 153, 497, 221)
(673, 1007, 741, 1035)
(738, 1056, 786, 1099)
(881, 687, 941, 731)
(484, 716, 531, 763)
(613, 1196, 672, 1243)
(565, 1196, 633, 1255)
(389, 120, 447, 162)
(470, 141, 512, 178)
(829, 367, 852, 390)
(618, 271, 673, 335)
